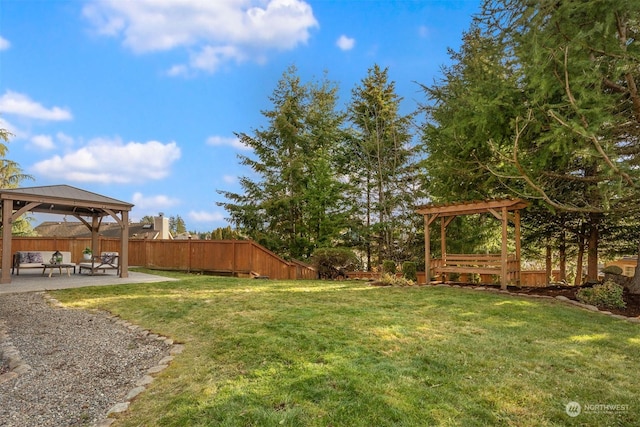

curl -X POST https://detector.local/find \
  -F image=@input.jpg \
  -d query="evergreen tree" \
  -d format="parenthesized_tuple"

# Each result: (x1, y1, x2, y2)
(217, 66, 349, 260)
(344, 64, 418, 269)
(169, 215, 187, 235)
(140, 215, 154, 224)
(421, 0, 640, 283)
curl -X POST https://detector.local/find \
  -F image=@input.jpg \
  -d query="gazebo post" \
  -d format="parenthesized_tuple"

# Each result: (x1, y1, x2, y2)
(1, 199, 12, 284)
(424, 215, 431, 284)
(441, 217, 447, 267)
(515, 209, 522, 285)
(120, 210, 129, 278)
(91, 215, 100, 257)
(501, 206, 508, 290)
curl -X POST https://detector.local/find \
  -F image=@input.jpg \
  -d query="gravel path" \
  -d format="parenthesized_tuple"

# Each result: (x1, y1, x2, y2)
(0, 292, 175, 427)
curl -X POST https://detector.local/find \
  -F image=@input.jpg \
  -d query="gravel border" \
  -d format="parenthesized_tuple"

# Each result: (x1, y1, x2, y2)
(0, 292, 184, 427)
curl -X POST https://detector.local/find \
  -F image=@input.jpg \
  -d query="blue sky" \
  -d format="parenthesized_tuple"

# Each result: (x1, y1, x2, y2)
(0, 0, 481, 232)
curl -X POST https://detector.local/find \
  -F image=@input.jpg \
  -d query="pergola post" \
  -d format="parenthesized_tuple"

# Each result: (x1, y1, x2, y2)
(120, 210, 129, 278)
(91, 215, 100, 257)
(515, 209, 522, 285)
(441, 217, 447, 266)
(424, 215, 431, 284)
(501, 206, 508, 290)
(423, 214, 438, 284)
(1, 199, 12, 284)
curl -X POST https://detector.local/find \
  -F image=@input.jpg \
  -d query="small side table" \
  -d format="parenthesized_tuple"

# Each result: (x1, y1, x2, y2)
(42, 263, 75, 278)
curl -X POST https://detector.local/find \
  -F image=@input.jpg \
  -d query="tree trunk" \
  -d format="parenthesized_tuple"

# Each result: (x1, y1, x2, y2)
(586, 213, 600, 283)
(559, 230, 567, 282)
(545, 244, 552, 284)
(574, 222, 586, 286)
(627, 241, 640, 294)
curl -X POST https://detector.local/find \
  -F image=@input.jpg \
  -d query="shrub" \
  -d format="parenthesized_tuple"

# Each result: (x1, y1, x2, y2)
(311, 248, 360, 280)
(378, 273, 414, 287)
(602, 265, 623, 275)
(382, 260, 396, 274)
(402, 261, 417, 282)
(576, 280, 626, 309)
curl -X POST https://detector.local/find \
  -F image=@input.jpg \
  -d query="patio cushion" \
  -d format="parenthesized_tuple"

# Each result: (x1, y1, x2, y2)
(19, 252, 30, 264)
(101, 252, 117, 264)
(28, 252, 43, 263)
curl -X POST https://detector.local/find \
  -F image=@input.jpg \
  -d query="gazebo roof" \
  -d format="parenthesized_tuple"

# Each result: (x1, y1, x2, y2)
(416, 198, 529, 217)
(0, 185, 133, 218)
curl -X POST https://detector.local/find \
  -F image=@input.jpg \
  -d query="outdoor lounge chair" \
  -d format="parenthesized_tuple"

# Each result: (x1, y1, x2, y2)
(79, 252, 119, 275)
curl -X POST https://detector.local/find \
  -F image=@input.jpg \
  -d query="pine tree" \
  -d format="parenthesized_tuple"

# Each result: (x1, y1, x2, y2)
(421, 0, 640, 284)
(344, 64, 418, 268)
(217, 66, 349, 260)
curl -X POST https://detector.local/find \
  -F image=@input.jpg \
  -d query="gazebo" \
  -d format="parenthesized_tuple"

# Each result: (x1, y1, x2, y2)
(416, 199, 529, 289)
(0, 185, 133, 284)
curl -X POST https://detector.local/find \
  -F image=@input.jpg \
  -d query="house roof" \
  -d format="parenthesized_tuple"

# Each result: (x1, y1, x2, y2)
(34, 221, 161, 239)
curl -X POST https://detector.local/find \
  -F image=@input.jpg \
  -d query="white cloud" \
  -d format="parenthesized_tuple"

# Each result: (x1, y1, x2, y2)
(418, 25, 431, 38)
(206, 135, 250, 151)
(167, 64, 189, 78)
(31, 137, 181, 183)
(188, 210, 225, 223)
(223, 175, 236, 184)
(56, 132, 75, 146)
(336, 35, 355, 51)
(31, 134, 55, 150)
(83, 0, 318, 74)
(132, 192, 180, 210)
(0, 90, 72, 121)
(189, 45, 246, 73)
(24, 132, 74, 151)
(0, 36, 10, 51)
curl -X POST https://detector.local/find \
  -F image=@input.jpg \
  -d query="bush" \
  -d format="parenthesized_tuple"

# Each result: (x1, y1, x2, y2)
(576, 280, 626, 309)
(402, 261, 417, 282)
(602, 265, 623, 275)
(311, 247, 360, 280)
(382, 260, 396, 274)
(377, 273, 414, 287)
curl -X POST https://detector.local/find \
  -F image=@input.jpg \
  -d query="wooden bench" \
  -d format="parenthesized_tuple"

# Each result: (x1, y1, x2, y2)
(431, 254, 519, 284)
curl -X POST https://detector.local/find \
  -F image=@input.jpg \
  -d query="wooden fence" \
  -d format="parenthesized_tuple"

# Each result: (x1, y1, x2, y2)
(3, 237, 317, 280)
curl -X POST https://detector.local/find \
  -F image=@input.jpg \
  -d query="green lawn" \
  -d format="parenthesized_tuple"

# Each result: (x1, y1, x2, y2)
(53, 271, 640, 426)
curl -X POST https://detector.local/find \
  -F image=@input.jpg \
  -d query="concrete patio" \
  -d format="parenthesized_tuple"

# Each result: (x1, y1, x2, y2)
(0, 268, 177, 294)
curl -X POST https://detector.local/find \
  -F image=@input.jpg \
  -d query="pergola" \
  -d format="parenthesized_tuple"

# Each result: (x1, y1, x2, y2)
(416, 199, 529, 289)
(0, 185, 133, 284)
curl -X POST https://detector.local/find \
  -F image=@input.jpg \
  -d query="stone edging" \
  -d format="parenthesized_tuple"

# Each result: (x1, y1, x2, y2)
(0, 292, 185, 427)
(431, 283, 640, 324)
(0, 319, 32, 385)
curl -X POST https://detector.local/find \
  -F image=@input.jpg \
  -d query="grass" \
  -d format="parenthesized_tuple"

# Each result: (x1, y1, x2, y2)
(52, 271, 640, 426)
